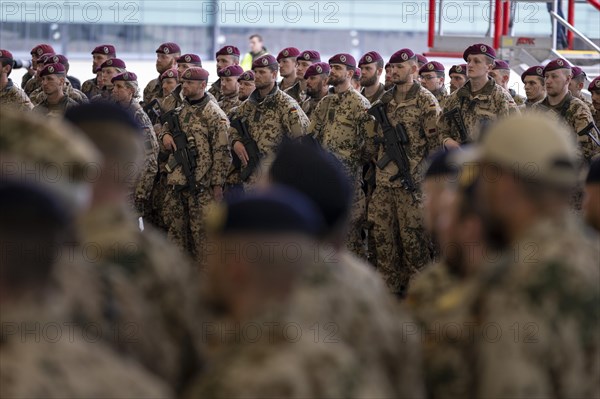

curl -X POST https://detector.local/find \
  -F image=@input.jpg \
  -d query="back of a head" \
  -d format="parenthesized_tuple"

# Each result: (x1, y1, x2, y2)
(269, 141, 353, 239)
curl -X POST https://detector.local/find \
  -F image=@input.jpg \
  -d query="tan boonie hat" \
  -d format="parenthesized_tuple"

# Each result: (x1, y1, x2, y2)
(454, 113, 579, 188)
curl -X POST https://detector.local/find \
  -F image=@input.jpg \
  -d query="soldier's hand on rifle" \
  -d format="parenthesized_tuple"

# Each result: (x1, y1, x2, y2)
(233, 141, 249, 166)
(212, 186, 224, 202)
(163, 133, 177, 151)
(443, 138, 460, 150)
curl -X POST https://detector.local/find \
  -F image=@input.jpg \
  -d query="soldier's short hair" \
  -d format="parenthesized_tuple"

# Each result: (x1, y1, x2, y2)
(572, 74, 586, 84)
(123, 80, 140, 99)
(249, 34, 263, 42)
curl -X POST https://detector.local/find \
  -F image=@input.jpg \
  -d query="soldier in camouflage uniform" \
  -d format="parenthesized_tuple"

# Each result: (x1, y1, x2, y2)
(110, 72, 159, 217)
(285, 49, 321, 104)
(359, 51, 386, 104)
(351, 67, 361, 91)
(209, 45, 240, 102)
(301, 62, 330, 120)
(570, 66, 594, 113)
(217, 64, 243, 115)
(237, 70, 255, 101)
(29, 54, 88, 105)
(308, 53, 373, 258)
(366, 48, 441, 296)
(176, 53, 203, 77)
(21, 43, 54, 92)
(384, 62, 393, 91)
(590, 76, 600, 127)
(32, 63, 78, 117)
(521, 65, 546, 108)
(583, 158, 600, 232)
(81, 44, 116, 99)
(533, 59, 598, 163)
(143, 42, 181, 105)
(489, 59, 526, 105)
(438, 44, 518, 150)
(230, 55, 309, 185)
(90, 58, 127, 103)
(448, 63, 467, 93)
(419, 61, 448, 105)
(23, 51, 54, 96)
(0, 49, 34, 111)
(277, 47, 301, 91)
(159, 67, 231, 263)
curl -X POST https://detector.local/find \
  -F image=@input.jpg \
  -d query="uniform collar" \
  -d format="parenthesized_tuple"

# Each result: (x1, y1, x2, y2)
(249, 83, 278, 104)
(457, 77, 495, 99)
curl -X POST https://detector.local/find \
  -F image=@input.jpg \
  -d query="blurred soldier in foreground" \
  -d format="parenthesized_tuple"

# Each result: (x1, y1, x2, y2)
(419, 61, 448, 104)
(286, 49, 320, 103)
(448, 64, 467, 93)
(277, 47, 300, 91)
(583, 157, 600, 232)
(32, 63, 78, 117)
(237, 70, 255, 101)
(489, 59, 526, 105)
(217, 65, 243, 115)
(144, 42, 181, 104)
(301, 62, 330, 120)
(359, 51, 385, 104)
(590, 76, 600, 125)
(521, 65, 546, 108)
(209, 45, 240, 102)
(0, 49, 34, 111)
(81, 44, 116, 99)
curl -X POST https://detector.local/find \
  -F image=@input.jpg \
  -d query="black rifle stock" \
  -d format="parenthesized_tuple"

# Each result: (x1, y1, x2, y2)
(231, 117, 261, 181)
(163, 109, 198, 192)
(142, 98, 162, 125)
(443, 107, 469, 144)
(578, 122, 600, 147)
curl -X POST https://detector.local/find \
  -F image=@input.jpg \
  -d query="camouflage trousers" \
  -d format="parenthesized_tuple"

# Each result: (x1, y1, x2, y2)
(147, 172, 168, 231)
(346, 182, 367, 259)
(368, 184, 431, 294)
(163, 186, 212, 266)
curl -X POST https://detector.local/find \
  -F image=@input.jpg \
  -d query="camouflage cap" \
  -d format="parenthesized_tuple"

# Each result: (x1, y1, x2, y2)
(39, 63, 66, 77)
(217, 65, 244, 78)
(238, 70, 255, 82)
(0, 49, 13, 60)
(277, 47, 300, 61)
(328, 53, 356, 69)
(389, 48, 416, 64)
(543, 58, 571, 74)
(416, 54, 429, 66)
(177, 53, 202, 65)
(455, 113, 578, 188)
(463, 43, 496, 61)
(358, 51, 383, 67)
(160, 68, 179, 81)
(588, 76, 600, 92)
(30, 44, 55, 57)
(111, 71, 137, 83)
(492, 59, 510, 70)
(304, 62, 330, 79)
(43, 54, 68, 67)
(91, 44, 116, 56)
(216, 45, 240, 57)
(570, 66, 586, 79)
(449, 64, 467, 75)
(181, 67, 209, 81)
(252, 54, 278, 69)
(297, 50, 321, 63)
(419, 61, 445, 74)
(100, 58, 127, 70)
(156, 42, 181, 55)
(521, 65, 545, 82)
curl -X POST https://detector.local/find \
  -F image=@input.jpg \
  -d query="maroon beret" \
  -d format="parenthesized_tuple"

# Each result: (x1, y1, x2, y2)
(156, 42, 181, 55)
(37, 53, 55, 65)
(493, 59, 510, 70)
(353, 68, 361, 80)
(44, 54, 68, 67)
(216, 45, 240, 57)
(329, 53, 356, 68)
(100, 58, 127, 70)
(304, 62, 330, 79)
(160, 68, 178, 81)
(181, 67, 209, 81)
(252, 54, 278, 69)
(521, 65, 544, 82)
(277, 47, 300, 61)
(31, 44, 55, 57)
(91, 45, 116, 56)
(358, 51, 383, 67)
(419, 61, 445, 74)
(389, 48, 416, 64)
(588, 76, 600, 92)
(571, 66, 586, 79)
(39, 63, 65, 77)
(297, 50, 321, 62)
(238, 70, 255, 82)
(449, 64, 467, 75)
(416, 54, 429, 66)
(0, 49, 13, 60)
(218, 65, 244, 78)
(463, 43, 496, 61)
(543, 58, 571, 74)
(111, 71, 137, 83)
(177, 53, 202, 65)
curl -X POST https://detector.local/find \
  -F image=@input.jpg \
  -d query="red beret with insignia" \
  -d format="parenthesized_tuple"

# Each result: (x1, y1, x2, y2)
(463, 43, 496, 61)
(31, 44, 55, 57)
(389, 48, 416, 64)
(100, 58, 127, 70)
(358, 51, 383, 67)
(329, 53, 356, 69)
(571, 66, 586, 79)
(39, 63, 65, 77)
(493, 59, 510, 70)
(177, 53, 202, 65)
(252, 54, 278, 70)
(416, 54, 429, 66)
(588, 76, 600, 92)
(0, 49, 13, 60)
(181, 67, 210, 81)
(304, 62, 330, 79)
(111, 71, 138, 83)
(43, 54, 68, 67)
(277, 47, 300, 62)
(216, 45, 240, 57)
(91, 45, 116, 56)
(156, 42, 181, 55)
(297, 50, 321, 63)
(419, 61, 445, 74)
(218, 65, 244, 78)
(238, 70, 255, 82)
(160, 68, 178, 81)
(521, 65, 545, 82)
(449, 64, 467, 75)
(543, 58, 571, 75)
